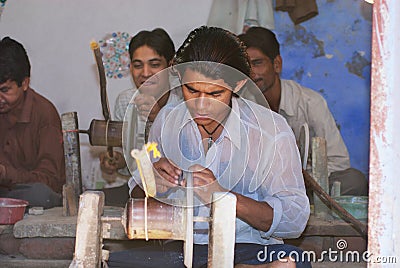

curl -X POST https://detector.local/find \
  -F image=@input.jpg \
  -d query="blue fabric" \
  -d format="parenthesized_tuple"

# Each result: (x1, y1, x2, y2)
(107, 241, 311, 268)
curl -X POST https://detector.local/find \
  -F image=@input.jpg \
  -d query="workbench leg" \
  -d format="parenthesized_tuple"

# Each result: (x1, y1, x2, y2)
(69, 191, 105, 268)
(62, 111, 83, 216)
(312, 137, 332, 220)
(208, 192, 237, 268)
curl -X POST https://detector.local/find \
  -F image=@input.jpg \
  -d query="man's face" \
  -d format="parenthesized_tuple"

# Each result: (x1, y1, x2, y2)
(181, 69, 232, 128)
(0, 79, 28, 114)
(130, 45, 169, 98)
(246, 47, 278, 93)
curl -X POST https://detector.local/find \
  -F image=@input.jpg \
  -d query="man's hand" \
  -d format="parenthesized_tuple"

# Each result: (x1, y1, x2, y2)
(153, 157, 181, 185)
(189, 164, 228, 205)
(99, 151, 126, 175)
(133, 93, 161, 122)
(152, 158, 182, 194)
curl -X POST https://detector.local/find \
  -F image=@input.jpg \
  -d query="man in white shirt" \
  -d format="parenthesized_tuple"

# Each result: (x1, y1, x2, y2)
(99, 28, 181, 203)
(239, 27, 368, 196)
(109, 26, 310, 268)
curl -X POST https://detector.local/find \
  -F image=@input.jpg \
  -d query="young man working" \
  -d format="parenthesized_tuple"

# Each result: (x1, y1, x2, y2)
(109, 26, 310, 268)
(0, 37, 65, 208)
(239, 27, 368, 196)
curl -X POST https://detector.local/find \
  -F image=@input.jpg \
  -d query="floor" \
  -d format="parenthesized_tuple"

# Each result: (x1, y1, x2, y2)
(0, 253, 368, 268)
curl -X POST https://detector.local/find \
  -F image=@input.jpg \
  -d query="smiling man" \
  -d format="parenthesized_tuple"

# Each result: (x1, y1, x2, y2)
(99, 28, 181, 204)
(0, 37, 65, 208)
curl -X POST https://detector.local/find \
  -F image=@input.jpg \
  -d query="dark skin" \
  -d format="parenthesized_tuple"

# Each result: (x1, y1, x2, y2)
(247, 47, 283, 113)
(149, 69, 274, 232)
(100, 45, 171, 176)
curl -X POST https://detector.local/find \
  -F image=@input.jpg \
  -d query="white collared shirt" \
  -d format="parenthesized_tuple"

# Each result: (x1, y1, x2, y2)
(279, 80, 350, 174)
(128, 97, 309, 245)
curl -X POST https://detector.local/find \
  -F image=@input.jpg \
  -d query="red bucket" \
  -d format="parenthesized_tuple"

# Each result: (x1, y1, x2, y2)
(0, 198, 29, 225)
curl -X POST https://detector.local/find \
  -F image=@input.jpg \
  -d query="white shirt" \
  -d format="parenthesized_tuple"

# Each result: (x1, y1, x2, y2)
(114, 73, 182, 121)
(128, 97, 309, 245)
(279, 80, 350, 174)
(114, 86, 182, 175)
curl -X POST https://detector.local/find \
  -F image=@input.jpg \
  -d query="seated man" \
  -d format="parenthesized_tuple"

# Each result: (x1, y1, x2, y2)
(0, 37, 65, 208)
(99, 28, 181, 203)
(109, 26, 310, 268)
(239, 27, 368, 196)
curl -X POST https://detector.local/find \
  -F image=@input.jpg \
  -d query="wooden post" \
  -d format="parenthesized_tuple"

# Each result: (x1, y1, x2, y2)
(62, 112, 82, 216)
(62, 184, 78, 216)
(311, 137, 331, 220)
(70, 191, 105, 268)
(184, 172, 194, 268)
(208, 192, 236, 268)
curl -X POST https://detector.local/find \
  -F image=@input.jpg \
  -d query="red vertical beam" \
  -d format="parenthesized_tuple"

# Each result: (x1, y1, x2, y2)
(369, 0, 400, 266)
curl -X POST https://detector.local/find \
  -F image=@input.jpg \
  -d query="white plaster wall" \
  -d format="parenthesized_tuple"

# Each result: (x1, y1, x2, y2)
(0, 0, 213, 188)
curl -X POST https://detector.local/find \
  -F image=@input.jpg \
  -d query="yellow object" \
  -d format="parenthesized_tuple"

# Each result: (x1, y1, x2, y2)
(146, 142, 161, 158)
(131, 142, 161, 198)
(90, 40, 99, 50)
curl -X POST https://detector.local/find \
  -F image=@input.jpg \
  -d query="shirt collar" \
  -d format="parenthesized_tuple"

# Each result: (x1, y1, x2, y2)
(279, 80, 295, 117)
(181, 97, 242, 150)
(7, 88, 33, 125)
(18, 88, 33, 123)
(222, 97, 241, 150)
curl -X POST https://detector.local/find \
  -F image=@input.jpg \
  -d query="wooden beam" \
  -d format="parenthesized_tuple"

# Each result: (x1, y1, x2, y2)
(61, 112, 83, 215)
(208, 192, 237, 268)
(70, 191, 105, 268)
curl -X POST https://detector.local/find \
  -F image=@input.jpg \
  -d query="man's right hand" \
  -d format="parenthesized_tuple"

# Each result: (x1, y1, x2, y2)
(99, 151, 126, 175)
(153, 157, 182, 186)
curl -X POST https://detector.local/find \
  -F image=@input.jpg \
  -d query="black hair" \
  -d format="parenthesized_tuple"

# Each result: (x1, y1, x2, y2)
(129, 28, 175, 63)
(238, 27, 280, 61)
(174, 26, 250, 89)
(0, 37, 31, 86)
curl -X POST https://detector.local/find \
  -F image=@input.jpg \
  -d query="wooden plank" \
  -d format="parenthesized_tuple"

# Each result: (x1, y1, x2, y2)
(69, 191, 104, 268)
(311, 137, 331, 220)
(302, 215, 363, 237)
(62, 184, 77, 216)
(208, 192, 236, 268)
(13, 206, 127, 239)
(61, 112, 82, 214)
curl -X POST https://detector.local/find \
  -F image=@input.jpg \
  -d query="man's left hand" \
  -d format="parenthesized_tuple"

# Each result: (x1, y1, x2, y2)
(189, 164, 228, 205)
(133, 94, 161, 122)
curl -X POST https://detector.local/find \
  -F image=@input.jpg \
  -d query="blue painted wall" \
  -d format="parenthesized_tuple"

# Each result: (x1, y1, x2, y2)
(274, 0, 372, 176)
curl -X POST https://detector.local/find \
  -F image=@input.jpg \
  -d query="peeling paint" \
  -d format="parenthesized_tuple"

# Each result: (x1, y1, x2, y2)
(368, 0, 400, 261)
(283, 25, 325, 58)
(292, 67, 304, 81)
(345, 51, 371, 78)
(277, 0, 371, 176)
(351, 19, 362, 32)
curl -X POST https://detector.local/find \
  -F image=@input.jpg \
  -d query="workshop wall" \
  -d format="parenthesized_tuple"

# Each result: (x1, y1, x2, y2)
(275, 0, 372, 176)
(0, 0, 371, 188)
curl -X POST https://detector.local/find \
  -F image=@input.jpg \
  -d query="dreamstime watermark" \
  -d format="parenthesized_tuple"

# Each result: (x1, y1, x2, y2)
(257, 239, 398, 264)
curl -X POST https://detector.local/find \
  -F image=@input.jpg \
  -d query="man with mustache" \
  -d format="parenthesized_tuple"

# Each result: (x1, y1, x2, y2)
(239, 27, 368, 197)
(0, 37, 65, 208)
